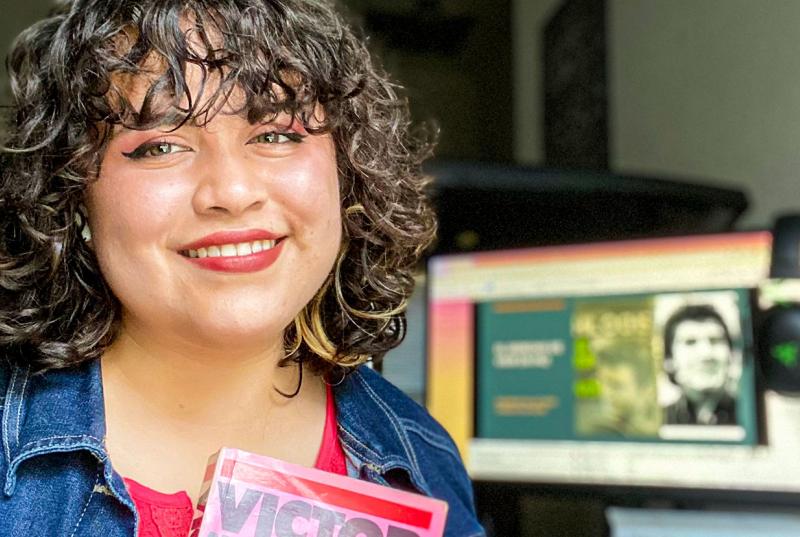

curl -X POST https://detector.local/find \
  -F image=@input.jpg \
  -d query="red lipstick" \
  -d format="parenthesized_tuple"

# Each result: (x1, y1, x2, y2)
(178, 229, 285, 273)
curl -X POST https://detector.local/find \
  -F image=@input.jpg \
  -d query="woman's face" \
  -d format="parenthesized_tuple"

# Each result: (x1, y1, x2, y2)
(86, 91, 342, 352)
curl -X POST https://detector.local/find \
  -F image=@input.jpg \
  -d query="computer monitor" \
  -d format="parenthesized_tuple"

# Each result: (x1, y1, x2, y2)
(426, 231, 800, 493)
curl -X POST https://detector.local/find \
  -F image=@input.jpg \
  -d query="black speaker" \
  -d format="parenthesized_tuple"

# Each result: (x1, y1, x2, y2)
(769, 214, 800, 278)
(757, 215, 800, 394)
(758, 306, 800, 393)
(426, 160, 748, 254)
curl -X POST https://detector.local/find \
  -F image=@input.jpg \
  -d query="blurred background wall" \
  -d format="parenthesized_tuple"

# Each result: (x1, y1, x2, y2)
(514, 0, 800, 229)
(608, 0, 800, 229)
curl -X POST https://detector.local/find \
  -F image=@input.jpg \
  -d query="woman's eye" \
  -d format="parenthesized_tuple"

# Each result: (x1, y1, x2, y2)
(250, 131, 306, 145)
(122, 142, 190, 160)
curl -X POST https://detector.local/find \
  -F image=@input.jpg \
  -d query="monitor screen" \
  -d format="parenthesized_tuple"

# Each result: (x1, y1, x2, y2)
(426, 231, 800, 493)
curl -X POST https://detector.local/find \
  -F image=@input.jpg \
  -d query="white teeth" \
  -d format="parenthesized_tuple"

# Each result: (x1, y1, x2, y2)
(236, 242, 253, 256)
(220, 244, 237, 257)
(186, 239, 277, 259)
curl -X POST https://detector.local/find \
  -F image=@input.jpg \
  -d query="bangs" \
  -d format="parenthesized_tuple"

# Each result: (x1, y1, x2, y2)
(76, 0, 364, 132)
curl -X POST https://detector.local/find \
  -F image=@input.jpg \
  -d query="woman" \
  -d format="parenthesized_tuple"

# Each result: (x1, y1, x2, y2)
(0, 1, 484, 536)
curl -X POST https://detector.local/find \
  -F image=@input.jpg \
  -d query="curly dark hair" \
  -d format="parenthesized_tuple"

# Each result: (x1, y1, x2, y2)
(0, 0, 436, 378)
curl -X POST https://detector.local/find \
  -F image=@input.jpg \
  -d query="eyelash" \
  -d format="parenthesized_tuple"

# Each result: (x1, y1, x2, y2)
(122, 141, 185, 160)
(248, 131, 306, 145)
(121, 131, 306, 160)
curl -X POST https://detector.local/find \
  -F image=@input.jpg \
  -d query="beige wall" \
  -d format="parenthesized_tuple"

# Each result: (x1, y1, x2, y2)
(512, 0, 562, 165)
(610, 0, 800, 228)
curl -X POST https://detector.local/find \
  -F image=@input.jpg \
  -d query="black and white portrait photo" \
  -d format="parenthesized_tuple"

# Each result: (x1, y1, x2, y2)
(655, 292, 743, 431)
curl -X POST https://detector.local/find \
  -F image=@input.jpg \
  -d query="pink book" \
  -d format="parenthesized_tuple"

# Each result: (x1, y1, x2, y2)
(190, 447, 448, 537)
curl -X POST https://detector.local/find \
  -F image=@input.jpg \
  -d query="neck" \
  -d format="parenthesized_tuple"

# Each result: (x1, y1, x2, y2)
(684, 388, 724, 423)
(684, 386, 723, 405)
(101, 320, 302, 428)
(99, 321, 329, 495)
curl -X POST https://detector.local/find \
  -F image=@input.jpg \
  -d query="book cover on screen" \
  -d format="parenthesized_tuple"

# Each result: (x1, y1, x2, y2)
(475, 289, 758, 445)
(190, 447, 448, 537)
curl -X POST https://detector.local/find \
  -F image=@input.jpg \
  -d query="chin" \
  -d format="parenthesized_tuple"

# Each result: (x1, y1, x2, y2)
(214, 320, 284, 339)
(186, 316, 289, 351)
(695, 385, 726, 397)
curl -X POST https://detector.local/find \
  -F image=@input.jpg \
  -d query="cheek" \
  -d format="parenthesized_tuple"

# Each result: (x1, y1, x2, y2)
(271, 147, 341, 231)
(88, 165, 185, 237)
(712, 345, 730, 360)
(291, 176, 342, 266)
(86, 170, 187, 290)
(672, 353, 692, 373)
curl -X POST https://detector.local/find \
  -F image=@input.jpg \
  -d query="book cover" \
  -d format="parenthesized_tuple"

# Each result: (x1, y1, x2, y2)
(190, 447, 448, 537)
(475, 289, 757, 444)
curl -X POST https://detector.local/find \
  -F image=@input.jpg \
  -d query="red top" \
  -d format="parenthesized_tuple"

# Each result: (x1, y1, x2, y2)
(123, 384, 347, 537)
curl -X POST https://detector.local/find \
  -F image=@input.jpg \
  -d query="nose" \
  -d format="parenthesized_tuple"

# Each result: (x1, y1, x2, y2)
(697, 339, 729, 363)
(192, 146, 268, 217)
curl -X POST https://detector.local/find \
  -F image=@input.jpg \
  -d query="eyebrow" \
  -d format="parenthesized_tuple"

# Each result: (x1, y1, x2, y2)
(113, 116, 200, 135)
(112, 108, 298, 138)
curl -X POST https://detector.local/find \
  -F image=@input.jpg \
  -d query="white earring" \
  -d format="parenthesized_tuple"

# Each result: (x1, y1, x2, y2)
(75, 205, 92, 242)
(81, 223, 92, 242)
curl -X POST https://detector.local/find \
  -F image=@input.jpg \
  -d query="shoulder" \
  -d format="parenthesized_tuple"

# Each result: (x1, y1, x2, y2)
(334, 365, 484, 536)
(336, 365, 462, 466)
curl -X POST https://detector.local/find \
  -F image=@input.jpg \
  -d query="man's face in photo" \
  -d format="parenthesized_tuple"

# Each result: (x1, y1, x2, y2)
(671, 318, 731, 395)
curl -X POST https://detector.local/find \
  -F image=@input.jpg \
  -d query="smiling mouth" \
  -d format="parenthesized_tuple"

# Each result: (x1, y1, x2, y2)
(180, 238, 281, 258)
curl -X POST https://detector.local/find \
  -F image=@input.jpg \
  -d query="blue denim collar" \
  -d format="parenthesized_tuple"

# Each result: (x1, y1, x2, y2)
(334, 366, 432, 496)
(2, 360, 426, 497)
(2, 360, 109, 496)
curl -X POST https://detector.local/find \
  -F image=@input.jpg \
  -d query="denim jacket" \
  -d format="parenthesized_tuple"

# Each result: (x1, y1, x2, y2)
(0, 359, 484, 537)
